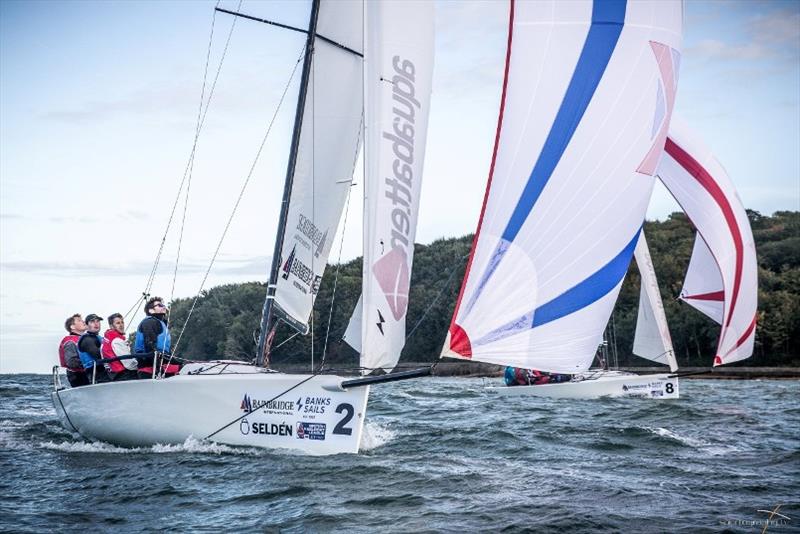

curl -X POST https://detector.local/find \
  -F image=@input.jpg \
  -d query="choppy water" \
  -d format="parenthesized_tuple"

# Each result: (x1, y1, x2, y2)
(1, 375, 798, 532)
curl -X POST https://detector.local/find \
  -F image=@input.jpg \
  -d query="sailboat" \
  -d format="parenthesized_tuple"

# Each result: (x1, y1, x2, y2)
(438, 0, 757, 399)
(50, 0, 435, 455)
(493, 229, 682, 399)
(465, 112, 759, 399)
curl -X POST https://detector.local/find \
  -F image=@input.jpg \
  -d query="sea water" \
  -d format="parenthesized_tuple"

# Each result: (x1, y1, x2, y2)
(1, 375, 798, 532)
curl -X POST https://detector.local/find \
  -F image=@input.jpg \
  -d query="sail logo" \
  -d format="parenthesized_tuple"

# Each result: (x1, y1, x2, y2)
(376, 55, 421, 321)
(637, 42, 679, 175)
(373, 247, 409, 321)
(281, 244, 322, 294)
(241, 393, 295, 414)
(296, 214, 328, 258)
(296, 422, 326, 441)
(281, 246, 297, 280)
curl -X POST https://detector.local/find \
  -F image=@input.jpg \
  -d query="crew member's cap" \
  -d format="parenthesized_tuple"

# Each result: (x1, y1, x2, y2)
(85, 314, 104, 322)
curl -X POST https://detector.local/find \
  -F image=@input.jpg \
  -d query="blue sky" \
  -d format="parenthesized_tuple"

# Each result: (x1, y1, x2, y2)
(1, 0, 798, 373)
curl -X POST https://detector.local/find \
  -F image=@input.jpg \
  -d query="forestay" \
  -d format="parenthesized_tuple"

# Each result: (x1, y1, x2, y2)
(358, 0, 434, 373)
(442, 0, 683, 373)
(272, 0, 364, 334)
(658, 116, 758, 366)
(632, 231, 677, 372)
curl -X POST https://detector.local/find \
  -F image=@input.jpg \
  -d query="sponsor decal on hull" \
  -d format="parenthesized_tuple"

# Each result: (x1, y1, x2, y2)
(296, 422, 326, 441)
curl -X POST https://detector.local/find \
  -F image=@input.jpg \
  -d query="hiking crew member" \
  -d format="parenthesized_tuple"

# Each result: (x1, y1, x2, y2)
(78, 314, 110, 383)
(101, 313, 138, 381)
(504, 366, 573, 386)
(59, 314, 89, 388)
(134, 297, 179, 378)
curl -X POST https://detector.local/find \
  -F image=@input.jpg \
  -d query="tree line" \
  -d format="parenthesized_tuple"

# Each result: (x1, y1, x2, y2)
(168, 210, 799, 368)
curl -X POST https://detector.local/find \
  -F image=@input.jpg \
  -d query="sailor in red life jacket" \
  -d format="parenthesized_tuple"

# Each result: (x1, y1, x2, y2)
(58, 313, 90, 387)
(133, 296, 180, 378)
(101, 313, 138, 381)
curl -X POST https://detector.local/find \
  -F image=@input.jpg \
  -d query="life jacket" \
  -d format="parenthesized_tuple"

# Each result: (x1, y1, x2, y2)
(134, 317, 178, 377)
(134, 317, 171, 354)
(78, 332, 108, 371)
(58, 335, 84, 372)
(101, 329, 129, 374)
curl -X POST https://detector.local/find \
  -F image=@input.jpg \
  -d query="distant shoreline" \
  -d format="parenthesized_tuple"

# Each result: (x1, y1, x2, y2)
(5, 363, 799, 378)
(271, 361, 800, 379)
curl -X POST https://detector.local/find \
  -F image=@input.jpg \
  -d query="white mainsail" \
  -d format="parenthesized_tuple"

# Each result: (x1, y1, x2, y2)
(632, 231, 678, 372)
(442, 0, 683, 373)
(272, 0, 364, 334)
(358, 0, 434, 373)
(658, 116, 758, 366)
(679, 233, 724, 324)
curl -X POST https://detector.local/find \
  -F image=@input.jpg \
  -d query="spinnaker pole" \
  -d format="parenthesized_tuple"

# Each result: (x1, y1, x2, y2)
(256, 0, 321, 366)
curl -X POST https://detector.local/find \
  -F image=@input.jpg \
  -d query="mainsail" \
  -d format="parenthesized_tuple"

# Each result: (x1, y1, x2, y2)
(658, 116, 758, 366)
(442, 0, 683, 373)
(357, 0, 434, 373)
(632, 231, 678, 372)
(271, 0, 364, 334)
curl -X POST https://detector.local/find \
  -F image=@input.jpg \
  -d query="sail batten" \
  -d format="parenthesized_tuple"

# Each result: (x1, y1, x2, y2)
(443, 0, 683, 374)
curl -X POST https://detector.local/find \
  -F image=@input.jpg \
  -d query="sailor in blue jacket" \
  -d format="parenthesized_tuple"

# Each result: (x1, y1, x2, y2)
(78, 314, 110, 383)
(133, 296, 172, 377)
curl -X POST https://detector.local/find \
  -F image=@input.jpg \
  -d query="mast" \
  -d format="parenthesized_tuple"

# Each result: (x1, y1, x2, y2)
(256, 0, 321, 366)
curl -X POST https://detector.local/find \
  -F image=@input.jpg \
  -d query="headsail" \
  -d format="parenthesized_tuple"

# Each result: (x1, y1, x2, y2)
(359, 0, 434, 373)
(442, 0, 683, 373)
(679, 233, 724, 324)
(632, 231, 678, 372)
(271, 0, 365, 334)
(658, 116, 758, 366)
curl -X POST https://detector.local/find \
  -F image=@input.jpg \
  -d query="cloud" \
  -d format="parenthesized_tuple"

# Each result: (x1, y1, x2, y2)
(687, 6, 799, 66)
(47, 215, 101, 224)
(0, 255, 271, 278)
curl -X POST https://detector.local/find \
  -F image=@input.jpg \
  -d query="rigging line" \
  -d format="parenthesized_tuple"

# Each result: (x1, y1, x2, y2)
(139, 0, 241, 312)
(167, 1, 223, 330)
(272, 331, 300, 352)
(405, 252, 470, 342)
(169, 48, 306, 359)
(318, 104, 363, 372)
(310, 39, 316, 375)
(318, 174, 358, 372)
(204, 372, 318, 440)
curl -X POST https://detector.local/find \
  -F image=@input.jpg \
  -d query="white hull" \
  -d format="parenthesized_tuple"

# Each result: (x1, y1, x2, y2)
(51, 367, 369, 455)
(491, 371, 679, 399)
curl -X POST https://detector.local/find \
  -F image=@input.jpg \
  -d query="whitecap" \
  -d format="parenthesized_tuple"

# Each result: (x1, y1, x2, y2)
(39, 436, 261, 456)
(646, 426, 708, 448)
(151, 436, 256, 455)
(360, 420, 397, 451)
(40, 440, 133, 454)
(16, 406, 57, 417)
